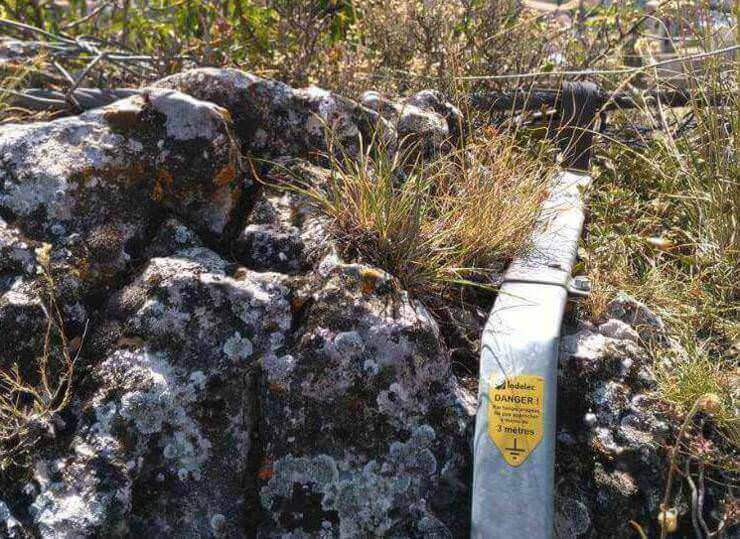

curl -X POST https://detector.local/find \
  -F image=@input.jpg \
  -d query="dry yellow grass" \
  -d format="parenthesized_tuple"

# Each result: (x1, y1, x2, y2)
(284, 128, 553, 307)
(0, 244, 85, 471)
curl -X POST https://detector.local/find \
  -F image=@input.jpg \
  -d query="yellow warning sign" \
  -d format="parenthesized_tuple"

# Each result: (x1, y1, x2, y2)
(487, 374, 544, 467)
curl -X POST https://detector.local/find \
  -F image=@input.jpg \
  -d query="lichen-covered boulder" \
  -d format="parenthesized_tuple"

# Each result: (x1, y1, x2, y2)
(0, 500, 24, 538)
(554, 320, 672, 538)
(0, 216, 36, 278)
(0, 276, 46, 371)
(27, 246, 292, 537)
(603, 293, 666, 343)
(0, 89, 245, 296)
(0, 217, 46, 370)
(154, 68, 394, 160)
(257, 257, 473, 536)
(405, 90, 464, 144)
(235, 191, 306, 273)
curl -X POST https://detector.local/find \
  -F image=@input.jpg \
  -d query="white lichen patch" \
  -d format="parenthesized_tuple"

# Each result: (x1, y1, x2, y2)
(0, 115, 126, 219)
(263, 353, 296, 390)
(329, 331, 364, 360)
(29, 450, 131, 539)
(560, 329, 640, 364)
(0, 500, 22, 538)
(148, 90, 229, 141)
(261, 425, 442, 537)
(223, 331, 254, 361)
(92, 349, 212, 481)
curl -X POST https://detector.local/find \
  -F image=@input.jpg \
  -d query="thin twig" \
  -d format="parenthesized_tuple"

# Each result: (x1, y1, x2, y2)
(67, 52, 106, 100)
(660, 399, 701, 539)
(0, 17, 76, 44)
(629, 520, 649, 539)
(62, 1, 110, 30)
(685, 458, 704, 538)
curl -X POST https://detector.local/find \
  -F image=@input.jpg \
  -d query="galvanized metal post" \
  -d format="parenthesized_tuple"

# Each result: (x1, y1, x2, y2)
(471, 81, 599, 538)
(471, 169, 591, 538)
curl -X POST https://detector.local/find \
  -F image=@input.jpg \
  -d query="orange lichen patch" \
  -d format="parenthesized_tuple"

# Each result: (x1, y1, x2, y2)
(257, 459, 274, 481)
(267, 383, 286, 394)
(71, 163, 147, 189)
(158, 169, 174, 188)
(233, 266, 250, 280)
(213, 164, 236, 188)
(151, 169, 173, 202)
(359, 267, 384, 295)
(291, 295, 308, 313)
(111, 162, 146, 187)
(151, 182, 164, 202)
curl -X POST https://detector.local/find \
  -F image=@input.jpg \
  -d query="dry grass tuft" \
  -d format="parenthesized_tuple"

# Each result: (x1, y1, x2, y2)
(286, 128, 553, 307)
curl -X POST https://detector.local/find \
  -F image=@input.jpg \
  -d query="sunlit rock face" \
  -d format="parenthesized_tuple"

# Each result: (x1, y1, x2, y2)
(0, 88, 244, 239)
(0, 69, 474, 538)
(257, 259, 472, 536)
(360, 89, 463, 158)
(153, 68, 397, 161)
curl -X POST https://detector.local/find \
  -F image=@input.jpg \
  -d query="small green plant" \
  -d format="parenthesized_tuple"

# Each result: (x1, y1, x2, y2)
(657, 345, 738, 447)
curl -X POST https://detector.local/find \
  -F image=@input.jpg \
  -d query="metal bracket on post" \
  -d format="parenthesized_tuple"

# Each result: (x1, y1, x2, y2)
(549, 81, 601, 171)
(568, 275, 591, 297)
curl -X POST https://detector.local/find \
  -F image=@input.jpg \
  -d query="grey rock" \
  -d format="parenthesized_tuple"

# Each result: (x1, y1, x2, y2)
(598, 318, 640, 343)
(30, 246, 292, 538)
(0, 500, 25, 538)
(0, 276, 46, 372)
(404, 89, 464, 144)
(556, 322, 672, 537)
(0, 89, 247, 336)
(0, 89, 244, 241)
(0, 216, 36, 278)
(234, 158, 334, 273)
(604, 293, 665, 342)
(554, 496, 591, 538)
(360, 90, 455, 157)
(257, 259, 473, 536)
(154, 68, 395, 160)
